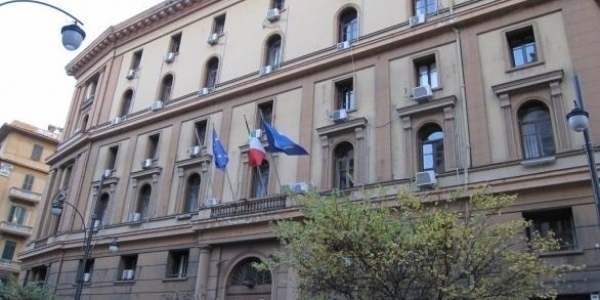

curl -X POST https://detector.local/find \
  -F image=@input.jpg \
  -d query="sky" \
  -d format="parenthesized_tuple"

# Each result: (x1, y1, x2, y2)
(0, 0, 164, 130)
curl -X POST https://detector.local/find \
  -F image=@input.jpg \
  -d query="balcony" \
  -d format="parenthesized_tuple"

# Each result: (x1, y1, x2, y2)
(9, 187, 42, 205)
(210, 195, 287, 219)
(0, 221, 33, 237)
(0, 259, 21, 273)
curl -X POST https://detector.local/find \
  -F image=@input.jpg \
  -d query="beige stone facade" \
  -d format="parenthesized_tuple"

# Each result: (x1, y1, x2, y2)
(18, 0, 600, 299)
(0, 121, 59, 282)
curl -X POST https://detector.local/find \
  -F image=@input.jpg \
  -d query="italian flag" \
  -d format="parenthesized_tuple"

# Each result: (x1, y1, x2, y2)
(248, 135, 266, 167)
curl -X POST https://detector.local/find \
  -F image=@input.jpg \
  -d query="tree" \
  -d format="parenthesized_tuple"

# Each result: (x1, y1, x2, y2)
(0, 276, 58, 300)
(261, 189, 578, 300)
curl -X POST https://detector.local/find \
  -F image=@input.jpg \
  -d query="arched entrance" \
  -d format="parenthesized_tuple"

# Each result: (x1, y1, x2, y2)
(225, 257, 272, 300)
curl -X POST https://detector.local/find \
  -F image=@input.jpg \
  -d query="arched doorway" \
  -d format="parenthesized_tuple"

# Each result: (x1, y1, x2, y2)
(225, 257, 272, 300)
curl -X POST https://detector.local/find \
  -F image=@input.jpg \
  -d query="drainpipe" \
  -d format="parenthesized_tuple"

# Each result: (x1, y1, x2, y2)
(453, 27, 471, 187)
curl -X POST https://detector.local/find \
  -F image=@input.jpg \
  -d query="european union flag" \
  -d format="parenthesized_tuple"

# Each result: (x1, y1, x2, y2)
(262, 121, 309, 155)
(212, 128, 229, 170)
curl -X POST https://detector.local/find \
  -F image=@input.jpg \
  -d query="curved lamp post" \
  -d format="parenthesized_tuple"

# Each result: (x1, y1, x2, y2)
(51, 174, 113, 300)
(0, 0, 86, 50)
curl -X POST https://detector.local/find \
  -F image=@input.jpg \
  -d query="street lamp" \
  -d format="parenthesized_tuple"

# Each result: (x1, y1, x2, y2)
(0, 0, 86, 50)
(566, 75, 600, 231)
(50, 173, 110, 300)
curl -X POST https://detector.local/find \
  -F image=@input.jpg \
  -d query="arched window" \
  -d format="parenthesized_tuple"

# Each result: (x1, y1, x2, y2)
(205, 57, 219, 89)
(251, 161, 269, 198)
(518, 101, 555, 159)
(184, 174, 201, 212)
(265, 35, 281, 67)
(334, 142, 354, 190)
(137, 184, 151, 219)
(418, 123, 444, 173)
(338, 8, 358, 43)
(230, 257, 272, 287)
(120, 90, 133, 117)
(160, 74, 174, 102)
(80, 114, 89, 131)
(96, 193, 109, 225)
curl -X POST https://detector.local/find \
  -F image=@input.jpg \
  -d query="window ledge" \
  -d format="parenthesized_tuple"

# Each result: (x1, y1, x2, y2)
(506, 60, 545, 74)
(520, 156, 555, 167)
(127, 220, 144, 227)
(113, 280, 136, 285)
(162, 277, 188, 282)
(540, 249, 584, 257)
(175, 213, 193, 220)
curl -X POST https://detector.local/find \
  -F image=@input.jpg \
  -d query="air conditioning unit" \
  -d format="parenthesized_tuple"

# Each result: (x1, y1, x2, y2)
(205, 197, 219, 206)
(413, 85, 433, 102)
(415, 170, 437, 189)
(83, 273, 91, 283)
(128, 213, 141, 222)
(85, 94, 94, 101)
(266, 8, 280, 22)
(164, 52, 176, 63)
(282, 181, 311, 193)
(259, 65, 272, 76)
(331, 108, 348, 123)
(409, 13, 426, 27)
(253, 129, 262, 138)
(591, 294, 599, 300)
(102, 169, 112, 178)
(92, 220, 101, 231)
(336, 41, 351, 50)
(125, 69, 136, 80)
(111, 116, 122, 125)
(188, 145, 201, 157)
(141, 158, 153, 169)
(122, 269, 135, 280)
(151, 100, 164, 112)
(207, 33, 219, 45)
(198, 87, 211, 96)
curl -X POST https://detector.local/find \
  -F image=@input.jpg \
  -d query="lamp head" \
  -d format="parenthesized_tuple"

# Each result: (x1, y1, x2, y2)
(61, 23, 86, 51)
(108, 240, 119, 253)
(566, 107, 590, 132)
(51, 202, 63, 216)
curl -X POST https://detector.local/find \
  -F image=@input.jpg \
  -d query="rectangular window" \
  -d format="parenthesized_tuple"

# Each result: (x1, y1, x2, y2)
(213, 15, 226, 35)
(61, 165, 73, 189)
(131, 50, 143, 70)
(194, 120, 208, 147)
(251, 163, 270, 198)
(8, 206, 26, 224)
(414, 0, 436, 15)
(414, 54, 438, 88)
(523, 208, 576, 250)
(169, 33, 182, 53)
(147, 134, 160, 159)
(257, 101, 274, 129)
(166, 250, 189, 278)
(107, 146, 119, 170)
(30, 265, 48, 284)
(31, 144, 43, 161)
(0, 162, 12, 177)
(119, 255, 138, 281)
(271, 0, 284, 10)
(506, 26, 537, 67)
(22, 174, 35, 191)
(1, 241, 17, 261)
(79, 258, 95, 283)
(335, 78, 355, 111)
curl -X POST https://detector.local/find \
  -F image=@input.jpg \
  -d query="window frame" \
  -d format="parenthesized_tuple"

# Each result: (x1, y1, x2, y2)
(31, 144, 43, 161)
(523, 208, 577, 251)
(333, 142, 355, 190)
(251, 160, 270, 198)
(136, 184, 152, 220)
(120, 90, 134, 117)
(418, 123, 445, 173)
(502, 23, 543, 72)
(168, 33, 182, 54)
(271, 0, 284, 10)
(147, 133, 161, 160)
(159, 74, 174, 102)
(184, 173, 201, 213)
(22, 174, 35, 191)
(338, 8, 358, 43)
(8, 205, 26, 224)
(1, 240, 17, 261)
(334, 77, 355, 112)
(118, 254, 138, 281)
(413, 0, 436, 16)
(517, 101, 556, 160)
(131, 50, 143, 70)
(213, 14, 226, 35)
(193, 120, 208, 148)
(265, 34, 282, 68)
(96, 193, 110, 226)
(166, 249, 189, 278)
(79, 258, 95, 283)
(204, 57, 219, 89)
(107, 146, 119, 170)
(256, 100, 274, 135)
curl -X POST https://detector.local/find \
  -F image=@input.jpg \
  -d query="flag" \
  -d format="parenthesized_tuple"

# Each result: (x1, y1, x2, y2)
(212, 128, 228, 170)
(262, 121, 309, 155)
(248, 134, 266, 167)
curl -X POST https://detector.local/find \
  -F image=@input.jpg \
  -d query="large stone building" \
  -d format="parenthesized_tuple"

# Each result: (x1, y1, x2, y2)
(18, 0, 600, 299)
(0, 121, 60, 283)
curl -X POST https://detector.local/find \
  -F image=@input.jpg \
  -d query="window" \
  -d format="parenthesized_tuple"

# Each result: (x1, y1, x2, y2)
(414, 55, 438, 88)
(205, 57, 219, 89)
(0, 162, 12, 177)
(159, 74, 174, 102)
(418, 123, 444, 173)
(251, 161, 269, 198)
(213, 14, 226, 35)
(137, 184, 151, 220)
(8, 206, 26, 224)
(265, 35, 282, 67)
(1, 241, 17, 261)
(84, 77, 97, 100)
(169, 33, 182, 53)
(523, 208, 576, 250)
(120, 90, 133, 117)
(119, 255, 138, 281)
(131, 50, 143, 70)
(22, 174, 34, 191)
(29, 265, 48, 284)
(80, 114, 89, 131)
(518, 102, 555, 160)
(193, 120, 208, 147)
(230, 257, 272, 286)
(271, 0, 284, 10)
(79, 258, 95, 283)
(61, 165, 73, 189)
(147, 134, 160, 159)
(107, 146, 119, 170)
(506, 26, 537, 67)
(257, 101, 274, 129)
(96, 193, 109, 225)
(184, 174, 201, 212)
(338, 8, 357, 43)
(334, 142, 354, 190)
(335, 78, 354, 111)
(166, 250, 189, 278)
(30, 144, 43, 161)
(414, 0, 436, 15)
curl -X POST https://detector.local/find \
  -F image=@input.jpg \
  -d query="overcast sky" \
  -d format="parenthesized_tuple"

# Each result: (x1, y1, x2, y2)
(0, 0, 164, 130)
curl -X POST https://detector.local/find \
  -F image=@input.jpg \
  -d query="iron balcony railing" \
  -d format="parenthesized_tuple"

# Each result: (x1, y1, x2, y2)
(210, 195, 287, 219)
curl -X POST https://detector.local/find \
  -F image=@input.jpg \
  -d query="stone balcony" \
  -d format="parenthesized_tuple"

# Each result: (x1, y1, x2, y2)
(8, 187, 41, 205)
(0, 221, 33, 237)
(0, 259, 21, 273)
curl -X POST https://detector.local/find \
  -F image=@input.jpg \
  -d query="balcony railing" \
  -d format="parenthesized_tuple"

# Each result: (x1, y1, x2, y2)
(9, 187, 42, 204)
(210, 195, 287, 219)
(0, 221, 33, 237)
(0, 259, 21, 272)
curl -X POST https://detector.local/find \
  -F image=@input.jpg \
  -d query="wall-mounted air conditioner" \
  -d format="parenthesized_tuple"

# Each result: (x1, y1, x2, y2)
(83, 273, 91, 283)
(84, 94, 94, 101)
(415, 170, 437, 189)
(205, 197, 219, 206)
(141, 158, 153, 169)
(151, 100, 164, 112)
(128, 213, 141, 222)
(92, 220, 101, 231)
(266, 8, 280, 22)
(164, 52, 176, 63)
(413, 85, 433, 102)
(259, 65, 272, 76)
(207, 33, 219, 45)
(122, 269, 135, 280)
(331, 108, 348, 123)
(125, 69, 136, 80)
(409, 13, 426, 27)
(253, 129, 262, 139)
(198, 87, 211, 96)
(111, 117, 122, 125)
(188, 145, 201, 157)
(336, 41, 351, 50)
(102, 169, 112, 178)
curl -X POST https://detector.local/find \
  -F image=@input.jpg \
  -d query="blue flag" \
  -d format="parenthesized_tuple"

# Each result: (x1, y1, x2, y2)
(212, 128, 229, 170)
(262, 121, 309, 155)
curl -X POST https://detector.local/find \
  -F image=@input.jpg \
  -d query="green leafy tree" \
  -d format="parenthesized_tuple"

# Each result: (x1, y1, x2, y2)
(261, 189, 578, 300)
(0, 276, 58, 300)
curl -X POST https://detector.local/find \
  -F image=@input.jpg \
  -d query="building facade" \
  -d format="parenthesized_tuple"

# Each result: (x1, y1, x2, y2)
(18, 0, 600, 299)
(0, 121, 59, 283)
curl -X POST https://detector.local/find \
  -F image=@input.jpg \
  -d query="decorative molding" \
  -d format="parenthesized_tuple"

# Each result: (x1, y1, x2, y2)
(491, 69, 564, 96)
(396, 95, 457, 119)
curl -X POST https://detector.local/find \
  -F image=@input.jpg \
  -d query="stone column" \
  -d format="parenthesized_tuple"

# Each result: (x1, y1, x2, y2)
(194, 246, 212, 299)
(499, 94, 517, 159)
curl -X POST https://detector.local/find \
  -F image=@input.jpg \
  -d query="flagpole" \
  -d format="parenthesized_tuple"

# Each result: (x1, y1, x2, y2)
(255, 165, 266, 197)
(258, 112, 283, 191)
(224, 170, 236, 200)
